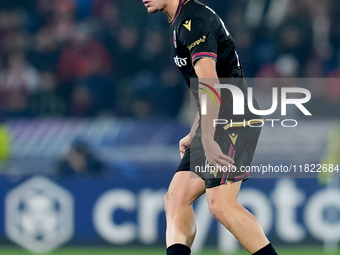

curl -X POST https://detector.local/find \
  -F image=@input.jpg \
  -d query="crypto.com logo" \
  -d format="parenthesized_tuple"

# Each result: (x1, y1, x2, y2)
(5, 176, 74, 253)
(200, 84, 312, 128)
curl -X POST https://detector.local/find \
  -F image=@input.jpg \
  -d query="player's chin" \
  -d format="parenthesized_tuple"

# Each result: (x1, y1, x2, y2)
(146, 6, 159, 13)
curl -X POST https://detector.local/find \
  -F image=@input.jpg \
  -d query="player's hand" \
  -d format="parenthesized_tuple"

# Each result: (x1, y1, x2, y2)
(202, 139, 234, 168)
(179, 134, 191, 158)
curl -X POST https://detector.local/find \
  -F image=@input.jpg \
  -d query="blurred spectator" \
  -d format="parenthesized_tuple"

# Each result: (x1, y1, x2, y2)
(0, 87, 34, 118)
(113, 26, 139, 78)
(93, 0, 120, 60)
(49, 0, 76, 43)
(274, 16, 313, 70)
(93, 0, 120, 28)
(36, 0, 55, 26)
(157, 66, 185, 118)
(30, 72, 65, 116)
(0, 52, 38, 90)
(0, 52, 38, 117)
(58, 24, 111, 82)
(303, 56, 324, 77)
(75, 74, 115, 116)
(139, 30, 168, 73)
(275, 54, 300, 78)
(27, 28, 60, 72)
(69, 85, 95, 117)
(58, 138, 104, 178)
(57, 23, 112, 111)
(68, 73, 114, 117)
(0, 10, 29, 56)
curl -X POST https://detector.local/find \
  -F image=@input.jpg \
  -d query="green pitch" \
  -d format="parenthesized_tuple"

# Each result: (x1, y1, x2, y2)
(0, 246, 339, 255)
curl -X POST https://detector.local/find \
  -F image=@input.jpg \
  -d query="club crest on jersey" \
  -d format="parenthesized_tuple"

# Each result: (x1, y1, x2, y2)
(173, 30, 177, 48)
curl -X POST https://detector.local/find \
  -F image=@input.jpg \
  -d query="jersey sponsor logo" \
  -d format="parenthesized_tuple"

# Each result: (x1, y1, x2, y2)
(183, 20, 191, 31)
(173, 30, 177, 48)
(188, 35, 206, 50)
(174, 56, 188, 67)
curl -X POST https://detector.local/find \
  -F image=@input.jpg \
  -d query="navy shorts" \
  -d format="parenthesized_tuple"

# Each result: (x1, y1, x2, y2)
(176, 124, 261, 188)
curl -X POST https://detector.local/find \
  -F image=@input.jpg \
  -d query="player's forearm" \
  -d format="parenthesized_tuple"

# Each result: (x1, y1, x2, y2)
(200, 84, 220, 143)
(194, 58, 220, 143)
(190, 112, 199, 139)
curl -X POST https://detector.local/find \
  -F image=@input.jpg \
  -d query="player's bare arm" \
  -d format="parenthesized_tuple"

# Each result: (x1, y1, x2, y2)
(194, 57, 234, 168)
(179, 112, 199, 158)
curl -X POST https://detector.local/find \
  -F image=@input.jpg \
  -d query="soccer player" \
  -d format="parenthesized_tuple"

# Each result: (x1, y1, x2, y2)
(142, 0, 278, 255)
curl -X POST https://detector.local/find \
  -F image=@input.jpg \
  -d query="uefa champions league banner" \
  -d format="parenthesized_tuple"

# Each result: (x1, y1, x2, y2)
(0, 176, 340, 253)
(0, 118, 339, 253)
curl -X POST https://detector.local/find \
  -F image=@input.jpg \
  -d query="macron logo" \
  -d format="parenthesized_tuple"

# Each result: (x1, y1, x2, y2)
(183, 20, 191, 31)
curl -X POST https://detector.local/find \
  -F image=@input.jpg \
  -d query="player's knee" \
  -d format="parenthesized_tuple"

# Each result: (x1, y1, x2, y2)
(164, 191, 179, 215)
(208, 199, 235, 229)
(163, 190, 191, 215)
(163, 192, 172, 214)
(208, 199, 224, 220)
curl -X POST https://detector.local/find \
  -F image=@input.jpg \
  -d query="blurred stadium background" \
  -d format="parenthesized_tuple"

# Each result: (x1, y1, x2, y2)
(0, 0, 339, 254)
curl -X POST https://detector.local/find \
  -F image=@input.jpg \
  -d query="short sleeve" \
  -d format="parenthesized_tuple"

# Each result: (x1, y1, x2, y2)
(180, 13, 219, 65)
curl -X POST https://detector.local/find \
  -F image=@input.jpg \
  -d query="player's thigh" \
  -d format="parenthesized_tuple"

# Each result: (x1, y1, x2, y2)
(165, 171, 205, 207)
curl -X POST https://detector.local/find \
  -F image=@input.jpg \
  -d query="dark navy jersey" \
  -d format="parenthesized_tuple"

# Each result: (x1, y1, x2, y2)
(171, 0, 241, 82)
(170, 0, 260, 125)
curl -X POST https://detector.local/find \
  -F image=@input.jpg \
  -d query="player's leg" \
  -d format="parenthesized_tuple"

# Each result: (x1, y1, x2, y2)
(164, 171, 205, 254)
(205, 125, 277, 254)
(206, 181, 277, 254)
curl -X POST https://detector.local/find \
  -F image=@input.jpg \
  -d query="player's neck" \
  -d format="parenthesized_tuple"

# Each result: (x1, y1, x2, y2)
(163, 0, 180, 22)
